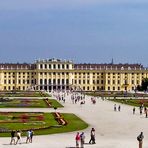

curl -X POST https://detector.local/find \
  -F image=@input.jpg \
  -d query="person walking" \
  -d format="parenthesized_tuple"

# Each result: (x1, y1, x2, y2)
(10, 130, 15, 145)
(80, 132, 85, 148)
(15, 130, 22, 145)
(89, 128, 96, 144)
(133, 107, 136, 114)
(114, 104, 116, 111)
(118, 105, 121, 111)
(75, 132, 80, 148)
(30, 129, 34, 143)
(26, 130, 31, 143)
(139, 106, 143, 115)
(137, 132, 144, 148)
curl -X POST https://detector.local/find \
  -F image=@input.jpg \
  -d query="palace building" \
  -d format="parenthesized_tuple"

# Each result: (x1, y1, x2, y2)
(0, 58, 147, 91)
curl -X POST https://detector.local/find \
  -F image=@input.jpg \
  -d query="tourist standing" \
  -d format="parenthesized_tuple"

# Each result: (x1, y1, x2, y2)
(80, 132, 85, 148)
(137, 132, 144, 148)
(10, 130, 15, 145)
(144, 107, 147, 118)
(26, 130, 31, 143)
(140, 107, 142, 115)
(89, 128, 96, 144)
(75, 132, 80, 148)
(114, 104, 116, 111)
(30, 129, 34, 143)
(15, 130, 22, 144)
(118, 105, 121, 111)
(133, 107, 136, 114)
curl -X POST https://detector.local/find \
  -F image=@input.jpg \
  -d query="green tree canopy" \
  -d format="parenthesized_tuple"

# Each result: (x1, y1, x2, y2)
(137, 78, 148, 91)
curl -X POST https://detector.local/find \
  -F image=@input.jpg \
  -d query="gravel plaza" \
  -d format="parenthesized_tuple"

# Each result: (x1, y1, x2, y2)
(0, 93, 148, 148)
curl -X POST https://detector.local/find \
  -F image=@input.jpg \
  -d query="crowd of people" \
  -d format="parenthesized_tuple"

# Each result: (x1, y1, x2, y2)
(52, 89, 98, 106)
(10, 129, 34, 145)
(8, 89, 148, 147)
(75, 128, 96, 148)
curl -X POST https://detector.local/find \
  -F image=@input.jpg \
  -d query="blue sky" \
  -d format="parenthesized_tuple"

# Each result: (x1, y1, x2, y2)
(0, 0, 148, 66)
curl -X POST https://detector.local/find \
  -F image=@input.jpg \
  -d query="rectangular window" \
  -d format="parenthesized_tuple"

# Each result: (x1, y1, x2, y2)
(4, 80, 6, 84)
(66, 79, 69, 84)
(53, 79, 56, 84)
(40, 79, 43, 84)
(23, 80, 25, 84)
(79, 80, 81, 84)
(58, 79, 60, 84)
(44, 64, 47, 69)
(48, 79, 51, 84)
(97, 86, 100, 90)
(132, 80, 134, 84)
(40, 64, 43, 69)
(66, 64, 69, 69)
(62, 79, 64, 84)
(62, 64, 65, 69)
(44, 79, 47, 84)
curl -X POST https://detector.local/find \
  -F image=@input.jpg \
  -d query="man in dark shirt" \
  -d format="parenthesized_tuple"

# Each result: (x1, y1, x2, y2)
(10, 130, 15, 145)
(137, 132, 144, 148)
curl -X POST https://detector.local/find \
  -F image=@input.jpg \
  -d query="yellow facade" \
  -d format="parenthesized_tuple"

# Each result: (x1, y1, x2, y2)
(0, 59, 147, 91)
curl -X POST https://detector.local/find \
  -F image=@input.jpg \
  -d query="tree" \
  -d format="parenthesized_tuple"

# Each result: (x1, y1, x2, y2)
(141, 78, 148, 91)
(137, 78, 148, 91)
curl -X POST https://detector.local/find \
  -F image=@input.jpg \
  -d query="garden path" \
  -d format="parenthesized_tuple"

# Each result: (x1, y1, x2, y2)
(0, 93, 148, 147)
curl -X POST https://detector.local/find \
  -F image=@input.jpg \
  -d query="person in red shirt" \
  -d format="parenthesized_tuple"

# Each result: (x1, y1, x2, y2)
(75, 132, 80, 148)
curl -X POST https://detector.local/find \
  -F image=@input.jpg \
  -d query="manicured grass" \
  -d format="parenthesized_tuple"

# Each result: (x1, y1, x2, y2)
(0, 112, 88, 137)
(109, 99, 148, 107)
(0, 98, 63, 108)
(85, 91, 148, 97)
(0, 91, 50, 97)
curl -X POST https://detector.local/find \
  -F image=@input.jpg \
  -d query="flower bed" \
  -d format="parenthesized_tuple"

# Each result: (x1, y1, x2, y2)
(53, 112, 68, 125)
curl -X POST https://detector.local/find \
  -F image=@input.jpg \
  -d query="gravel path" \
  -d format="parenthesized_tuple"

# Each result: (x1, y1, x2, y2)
(0, 93, 148, 148)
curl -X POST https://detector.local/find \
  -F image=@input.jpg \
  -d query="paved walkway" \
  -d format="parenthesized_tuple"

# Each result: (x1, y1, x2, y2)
(0, 93, 148, 148)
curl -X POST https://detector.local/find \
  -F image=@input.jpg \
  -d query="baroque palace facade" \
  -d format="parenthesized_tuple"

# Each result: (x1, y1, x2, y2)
(0, 58, 148, 92)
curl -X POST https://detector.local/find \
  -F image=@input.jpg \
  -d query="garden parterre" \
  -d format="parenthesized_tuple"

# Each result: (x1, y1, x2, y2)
(0, 98, 63, 108)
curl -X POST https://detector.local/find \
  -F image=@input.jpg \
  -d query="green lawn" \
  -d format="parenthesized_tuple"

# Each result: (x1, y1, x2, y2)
(0, 112, 88, 137)
(0, 91, 50, 97)
(0, 98, 63, 108)
(85, 91, 148, 97)
(109, 99, 148, 107)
